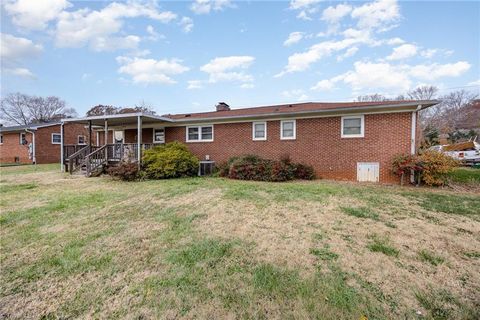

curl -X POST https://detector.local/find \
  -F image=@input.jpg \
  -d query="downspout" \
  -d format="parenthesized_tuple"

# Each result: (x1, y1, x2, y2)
(25, 129, 36, 165)
(411, 105, 422, 183)
(60, 122, 64, 172)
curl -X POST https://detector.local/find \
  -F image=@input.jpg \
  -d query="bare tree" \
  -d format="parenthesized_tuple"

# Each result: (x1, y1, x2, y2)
(439, 90, 478, 132)
(407, 85, 438, 100)
(0, 92, 76, 126)
(355, 94, 388, 102)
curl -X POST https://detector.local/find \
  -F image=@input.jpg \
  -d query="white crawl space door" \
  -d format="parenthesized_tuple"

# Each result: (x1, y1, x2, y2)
(357, 162, 380, 182)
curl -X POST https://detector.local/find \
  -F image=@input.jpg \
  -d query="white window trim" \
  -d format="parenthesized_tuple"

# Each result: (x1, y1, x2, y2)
(0, 134, 3, 144)
(252, 121, 267, 141)
(153, 128, 165, 144)
(280, 119, 296, 140)
(19, 132, 26, 145)
(51, 133, 61, 144)
(77, 135, 86, 145)
(186, 125, 214, 143)
(341, 115, 365, 138)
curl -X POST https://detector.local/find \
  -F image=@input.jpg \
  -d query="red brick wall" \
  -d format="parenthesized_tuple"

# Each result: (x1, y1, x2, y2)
(35, 123, 88, 164)
(0, 123, 89, 164)
(165, 112, 414, 183)
(0, 131, 32, 164)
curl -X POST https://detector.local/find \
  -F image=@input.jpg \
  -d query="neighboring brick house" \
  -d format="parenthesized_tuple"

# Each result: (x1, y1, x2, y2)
(0, 122, 88, 164)
(62, 100, 438, 183)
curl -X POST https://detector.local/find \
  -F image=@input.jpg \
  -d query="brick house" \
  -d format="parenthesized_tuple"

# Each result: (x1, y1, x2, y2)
(62, 100, 438, 183)
(0, 122, 88, 164)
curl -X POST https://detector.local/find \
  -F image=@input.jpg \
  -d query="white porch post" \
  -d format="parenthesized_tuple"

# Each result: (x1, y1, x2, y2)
(104, 119, 108, 145)
(137, 115, 142, 169)
(60, 122, 64, 172)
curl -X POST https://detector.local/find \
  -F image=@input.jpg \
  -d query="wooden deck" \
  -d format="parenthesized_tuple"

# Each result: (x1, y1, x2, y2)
(63, 143, 154, 176)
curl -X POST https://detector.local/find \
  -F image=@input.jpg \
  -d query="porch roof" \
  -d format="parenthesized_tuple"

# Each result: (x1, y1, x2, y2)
(62, 112, 174, 126)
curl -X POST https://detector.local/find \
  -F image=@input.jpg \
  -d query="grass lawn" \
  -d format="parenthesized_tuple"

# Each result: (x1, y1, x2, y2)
(448, 167, 480, 184)
(1, 165, 479, 319)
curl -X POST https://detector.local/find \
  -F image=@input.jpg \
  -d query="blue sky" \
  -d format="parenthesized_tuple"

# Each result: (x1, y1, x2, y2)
(1, 0, 479, 116)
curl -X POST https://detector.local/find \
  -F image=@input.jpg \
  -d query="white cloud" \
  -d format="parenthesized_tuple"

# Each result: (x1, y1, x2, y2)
(179, 17, 194, 33)
(4, 67, 36, 79)
(3, 0, 71, 30)
(409, 61, 471, 81)
(420, 49, 437, 59)
(190, 0, 234, 15)
(116, 56, 189, 84)
(337, 46, 358, 61)
(1, 33, 43, 62)
(1, 33, 42, 78)
(289, 0, 321, 20)
(289, 0, 321, 10)
(284, 32, 304, 47)
(240, 83, 254, 89)
(468, 79, 480, 86)
(321, 4, 352, 24)
(351, 0, 400, 32)
(386, 43, 417, 60)
(146, 25, 166, 41)
(340, 61, 411, 91)
(276, 36, 368, 76)
(187, 80, 203, 89)
(282, 89, 309, 101)
(54, 2, 177, 51)
(200, 56, 255, 84)
(311, 79, 335, 91)
(316, 60, 471, 93)
(386, 37, 405, 45)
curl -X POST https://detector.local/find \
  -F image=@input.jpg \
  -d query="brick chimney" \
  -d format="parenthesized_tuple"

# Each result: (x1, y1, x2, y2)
(216, 102, 230, 111)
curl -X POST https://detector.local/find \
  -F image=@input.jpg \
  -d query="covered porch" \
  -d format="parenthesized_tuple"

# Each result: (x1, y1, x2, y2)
(61, 113, 174, 176)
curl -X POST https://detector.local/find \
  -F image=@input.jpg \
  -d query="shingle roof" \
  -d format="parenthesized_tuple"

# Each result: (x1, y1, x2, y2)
(164, 100, 438, 121)
(0, 121, 61, 133)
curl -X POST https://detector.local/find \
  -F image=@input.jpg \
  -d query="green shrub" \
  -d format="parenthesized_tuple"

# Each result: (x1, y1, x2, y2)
(107, 161, 139, 181)
(220, 155, 315, 182)
(142, 142, 199, 179)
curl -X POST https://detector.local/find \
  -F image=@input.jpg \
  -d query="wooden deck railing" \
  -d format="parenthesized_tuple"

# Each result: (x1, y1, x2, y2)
(65, 143, 155, 175)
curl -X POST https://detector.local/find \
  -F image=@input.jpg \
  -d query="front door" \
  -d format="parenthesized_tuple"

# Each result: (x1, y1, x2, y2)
(113, 131, 124, 159)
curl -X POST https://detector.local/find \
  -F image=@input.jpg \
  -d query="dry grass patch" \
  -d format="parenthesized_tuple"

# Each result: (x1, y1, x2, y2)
(1, 165, 479, 319)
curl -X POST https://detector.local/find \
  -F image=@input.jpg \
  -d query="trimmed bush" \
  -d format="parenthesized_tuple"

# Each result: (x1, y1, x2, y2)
(220, 155, 315, 182)
(142, 142, 199, 179)
(107, 161, 139, 181)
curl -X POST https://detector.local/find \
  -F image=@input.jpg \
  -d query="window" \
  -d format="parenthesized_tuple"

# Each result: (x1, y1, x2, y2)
(52, 133, 61, 144)
(186, 125, 214, 142)
(252, 122, 267, 141)
(153, 128, 165, 143)
(20, 132, 27, 145)
(280, 120, 296, 140)
(0, 134, 3, 144)
(78, 135, 86, 145)
(341, 115, 364, 138)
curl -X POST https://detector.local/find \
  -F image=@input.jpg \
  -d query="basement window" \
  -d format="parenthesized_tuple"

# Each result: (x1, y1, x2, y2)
(252, 122, 267, 141)
(341, 115, 364, 138)
(52, 133, 61, 144)
(186, 125, 214, 142)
